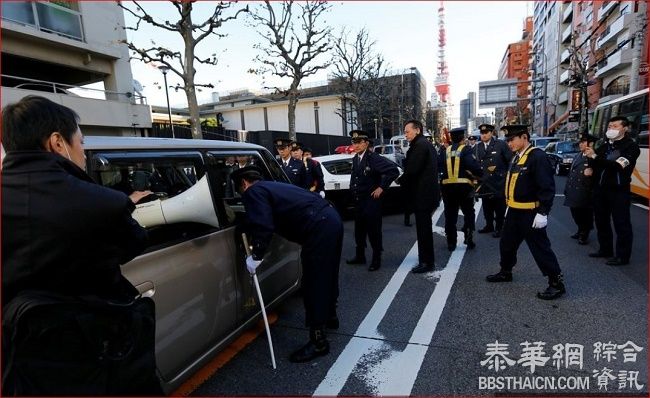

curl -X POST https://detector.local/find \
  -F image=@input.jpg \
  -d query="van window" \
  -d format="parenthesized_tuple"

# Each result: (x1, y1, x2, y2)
(89, 151, 218, 252)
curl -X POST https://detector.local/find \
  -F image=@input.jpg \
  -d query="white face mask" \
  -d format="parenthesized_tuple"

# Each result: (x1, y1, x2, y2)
(62, 140, 73, 161)
(605, 129, 620, 140)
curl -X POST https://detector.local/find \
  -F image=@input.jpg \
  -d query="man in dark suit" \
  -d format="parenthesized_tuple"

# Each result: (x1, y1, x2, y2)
(398, 120, 441, 273)
(346, 130, 399, 271)
(275, 138, 307, 188)
(439, 127, 483, 252)
(474, 123, 513, 237)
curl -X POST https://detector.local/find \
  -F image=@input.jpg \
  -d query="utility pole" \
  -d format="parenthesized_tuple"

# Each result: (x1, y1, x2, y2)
(630, 0, 647, 92)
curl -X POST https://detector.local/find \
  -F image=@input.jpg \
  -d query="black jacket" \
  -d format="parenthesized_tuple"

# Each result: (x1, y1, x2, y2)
(350, 150, 399, 198)
(474, 138, 512, 197)
(398, 134, 440, 212)
(563, 153, 594, 208)
(1, 151, 148, 305)
(506, 146, 556, 214)
(591, 136, 640, 191)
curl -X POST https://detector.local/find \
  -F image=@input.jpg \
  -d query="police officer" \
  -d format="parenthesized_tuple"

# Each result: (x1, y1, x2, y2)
(231, 166, 343, 363)
(475, 123, 513, 238)
(439, 127, 483, 251)
(563, 134, 597, 245)
(275, 138, 307, 188)
(486, 125, 565, 300)
(584, 116, 641, 265)
(346, 130, 399, 271)
(295, 144, 326, 197)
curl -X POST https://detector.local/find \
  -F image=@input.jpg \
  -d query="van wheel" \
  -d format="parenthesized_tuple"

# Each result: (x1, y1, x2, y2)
(555, 162, 561, 176)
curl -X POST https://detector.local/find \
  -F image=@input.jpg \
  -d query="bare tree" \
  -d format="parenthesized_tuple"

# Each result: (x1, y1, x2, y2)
(119, 1, 247, 140)
(248, 1, 332, 141)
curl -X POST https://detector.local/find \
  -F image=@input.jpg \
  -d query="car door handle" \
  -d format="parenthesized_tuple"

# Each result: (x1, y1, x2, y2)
(135, 281, 155, 298)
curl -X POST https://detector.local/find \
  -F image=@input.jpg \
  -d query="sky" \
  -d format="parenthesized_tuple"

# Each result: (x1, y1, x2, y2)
(124, 1, 532, 120)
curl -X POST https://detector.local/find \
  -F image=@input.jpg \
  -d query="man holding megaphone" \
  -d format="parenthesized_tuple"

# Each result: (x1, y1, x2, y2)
(231, 166, 343, 363)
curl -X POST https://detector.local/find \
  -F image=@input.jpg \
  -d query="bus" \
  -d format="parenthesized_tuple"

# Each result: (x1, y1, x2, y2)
(590, 88, 649, 199)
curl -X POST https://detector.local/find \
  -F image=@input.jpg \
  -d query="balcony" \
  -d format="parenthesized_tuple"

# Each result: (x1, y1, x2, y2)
(558, 91, 569, 104)
(597, 13, 633, 50)
(562, 25, 572, 43)
(562, 3, 573, 22)
(560, 70, 571, 84)
(595, 47, 633, 78)
(560, 49, 571, 64)
(1, 1, 84, 42)
(598, 1, 618, 22)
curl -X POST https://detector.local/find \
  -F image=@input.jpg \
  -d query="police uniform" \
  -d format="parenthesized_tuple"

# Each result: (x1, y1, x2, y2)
(275, 138, 307, 188)
(475, 124, 513, 237)
(231, 167, 343, 363)
(588, 132, 640, 264)
(439, 127, 483, 251)
(346, 130, 399, 271)
(486, 125, 565, 300)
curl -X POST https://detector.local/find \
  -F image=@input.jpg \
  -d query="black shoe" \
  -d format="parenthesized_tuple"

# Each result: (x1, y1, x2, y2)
(346, 256, 366, 265)
(570, 232, 580, 239)
(463, 229, 475, 249)
(492, 230, 501, 238)
(537, 275, 566, 300)
(411, 263, 434, 274)
(589, 251, 613, 258)
(368, 263, 380, 271)
(606, 257, 629, 266)
(486, 271, 513, 282)
(289, 329, 330, 363)
(577, 234, 588, 245)
(447, 243, 456, 252)
(326, 316, 339, 330)
(478, 226, 494, 234)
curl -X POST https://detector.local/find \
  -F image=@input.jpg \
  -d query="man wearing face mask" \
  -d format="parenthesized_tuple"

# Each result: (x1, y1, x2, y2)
(1, 96, 161, 395)
(584, 116, 640, 266)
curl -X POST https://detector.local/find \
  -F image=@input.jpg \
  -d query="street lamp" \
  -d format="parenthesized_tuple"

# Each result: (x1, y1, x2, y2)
(158, 65, 175, 139)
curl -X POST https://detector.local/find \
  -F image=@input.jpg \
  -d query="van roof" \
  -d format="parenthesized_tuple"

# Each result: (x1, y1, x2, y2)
(84, 136, 265, 151)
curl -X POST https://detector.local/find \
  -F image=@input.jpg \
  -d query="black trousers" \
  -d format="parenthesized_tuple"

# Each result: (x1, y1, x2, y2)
(499, 208, 562, 277)
(353, 196, 383, 253)
(441, 184, 475, 244)
(414, 209, 435, 265)
(482, 196, 507, 230)
(302, 206, 343, 327)
(569, 207, 593, 234)
(593, 188, 633, 260)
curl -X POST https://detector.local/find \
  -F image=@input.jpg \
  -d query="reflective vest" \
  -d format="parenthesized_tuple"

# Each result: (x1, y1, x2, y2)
(442, 144, 473, 185)
(505, 145, 540, 209)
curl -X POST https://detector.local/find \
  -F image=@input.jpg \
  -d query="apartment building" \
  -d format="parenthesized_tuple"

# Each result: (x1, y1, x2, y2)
(1, 1, 151, 136)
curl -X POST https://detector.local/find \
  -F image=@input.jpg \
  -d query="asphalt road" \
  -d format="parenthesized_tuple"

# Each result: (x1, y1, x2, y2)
(193, 175, 648, 396)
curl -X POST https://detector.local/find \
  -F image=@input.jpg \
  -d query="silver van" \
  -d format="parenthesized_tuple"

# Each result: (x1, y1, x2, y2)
(84, 136, 301, 393)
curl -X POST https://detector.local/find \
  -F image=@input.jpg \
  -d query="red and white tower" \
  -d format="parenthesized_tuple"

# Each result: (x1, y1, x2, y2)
(434, 1, 449, 104)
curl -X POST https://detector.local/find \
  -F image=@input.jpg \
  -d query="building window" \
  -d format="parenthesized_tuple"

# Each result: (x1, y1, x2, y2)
(620, 3, 630, 15)
(1, 1, 84, 41)
(603, 75, 630, 97)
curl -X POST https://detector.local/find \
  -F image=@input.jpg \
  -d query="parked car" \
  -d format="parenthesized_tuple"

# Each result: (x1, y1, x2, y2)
(530, 136, 560, 149)
(544, 140, 580, 175)
(314, 154, 403, 215)
(83, 136, 301, 394)
(372, 144, 405, 167)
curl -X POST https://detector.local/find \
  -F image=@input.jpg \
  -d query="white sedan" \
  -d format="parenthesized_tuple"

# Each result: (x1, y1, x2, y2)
(313, 154, 403, 214)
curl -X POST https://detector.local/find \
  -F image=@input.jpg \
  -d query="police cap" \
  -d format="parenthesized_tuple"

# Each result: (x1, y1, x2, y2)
(350, 129, 370, 143)
(468, 135, 478, 141)
(579, 134, 598, 143)
(478, 124, 495, 133)
(449, 127, 466, 142)
(500, 124, 529, 139)
(274, 138, 292, 148)
(290, 141, 304, 151)
(230, 165, 264, 187)
(302, 146, 313, 154)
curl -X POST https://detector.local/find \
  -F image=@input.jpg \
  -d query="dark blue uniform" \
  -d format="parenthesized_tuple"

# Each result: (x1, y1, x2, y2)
(475, 137, 512, 234)
(350, 150, 399, 267)
(242, 181, 342, 328)
(304, 158, 325, 194)
(439, 143, 483, 249)
(280, 157, 307, 188)
(499, 145, 561, 277)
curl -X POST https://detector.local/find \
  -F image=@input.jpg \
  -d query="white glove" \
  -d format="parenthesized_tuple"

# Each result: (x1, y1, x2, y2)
(246, 255, 262, 274)
(319, 191, 326, 199)
(532, 213, 548, 229)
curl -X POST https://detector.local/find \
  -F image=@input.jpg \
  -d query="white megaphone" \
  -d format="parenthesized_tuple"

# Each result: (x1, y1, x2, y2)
(131, 175, 220, 228)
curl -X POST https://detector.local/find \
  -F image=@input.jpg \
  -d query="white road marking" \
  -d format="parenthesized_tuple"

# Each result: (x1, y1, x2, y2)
(314, 201, 481, 396)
